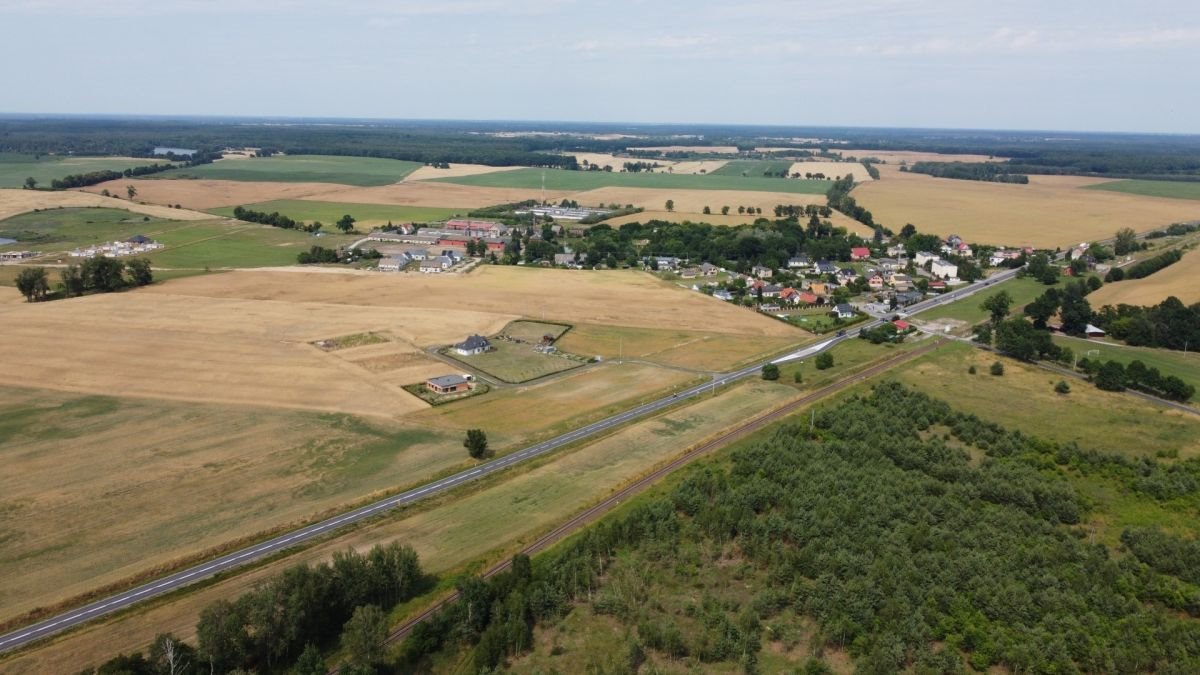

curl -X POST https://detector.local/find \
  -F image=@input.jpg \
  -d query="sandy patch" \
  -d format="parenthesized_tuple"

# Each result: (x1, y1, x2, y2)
(0, 188, 213, 222)
(403, 163, 526, 182)
(80, 178, 346, 210)
(788, 160, 874, 182)
(297, 182, 573, 208)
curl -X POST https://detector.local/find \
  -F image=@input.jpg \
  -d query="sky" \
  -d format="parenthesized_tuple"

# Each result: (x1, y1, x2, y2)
(2, 0, 1199, 133)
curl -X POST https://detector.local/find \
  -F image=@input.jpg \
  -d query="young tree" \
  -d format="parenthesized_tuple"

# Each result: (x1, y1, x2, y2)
(793, 370, 803, 383)
(981, 290, 1013, 325)
(23, 176, 37, 190)
(341, 605, 388, 670)
(665, 199, 675, 212)
(761, 363, 780, 380)
(126, 184, 138, 200)
(464, 428, 489, 459)
(990, 361, 1005, 376)
(703, 206, 711, 215)
(149, 633, 194, 675)
(14, 266, 49, 302)
(293, 643, 326, 675)
(815, 352, 834, 370)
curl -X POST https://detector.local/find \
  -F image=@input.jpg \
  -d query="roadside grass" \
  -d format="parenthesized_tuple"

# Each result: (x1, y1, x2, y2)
(156, 155, 422, 186)
(209, 200, 463, 226)
(446, 340, 585, 383)
(1052, 334, 1200, 399)
(709, 159, 795, 177)
(917, 276, 1048, 325)
(890, 341, 1200, 459)
(557, 322, 805, 372)
(1085, 179, 1200, 201)
(0, 154, 174, 188)
(432, 167, 833, 194)
(0, 207, 180, 252)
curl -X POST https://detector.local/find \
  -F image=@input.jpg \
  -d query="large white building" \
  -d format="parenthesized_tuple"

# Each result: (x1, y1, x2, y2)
(930, 258, 959, 279)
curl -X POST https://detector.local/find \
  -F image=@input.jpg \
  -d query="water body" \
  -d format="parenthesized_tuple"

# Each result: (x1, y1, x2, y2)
(153, 146, 196, 156)
(0, 238, 16, 246)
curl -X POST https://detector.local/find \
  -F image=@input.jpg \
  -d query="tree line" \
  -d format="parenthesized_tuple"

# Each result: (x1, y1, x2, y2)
(14, 257, 153, 303)
(1106, 248, 1185, 282)
(48, 152, 219, 190)
(232, 206, 356, 233)
(1094, 296, 1200, 352)
(904, 161, 1030, 183)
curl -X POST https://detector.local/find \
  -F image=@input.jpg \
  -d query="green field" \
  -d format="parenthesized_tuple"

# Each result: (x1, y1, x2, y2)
(1086, 179, 1200, 201)
(157, 155, 422, 186)
(917, 276, 1049, 325)
(147, 222, 358, 268)
(1052, 334, 1200, 398)
(0, 153, 173, 188)
(433, 167, 833, 194)
(709, 159, 794, 177)
(446, 340, 585, 383)
(209, 200, 463, 226)
(0, 207, 181, 251)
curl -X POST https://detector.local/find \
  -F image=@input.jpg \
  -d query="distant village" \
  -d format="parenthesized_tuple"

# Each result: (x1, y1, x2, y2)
(70, 235, 163, 259)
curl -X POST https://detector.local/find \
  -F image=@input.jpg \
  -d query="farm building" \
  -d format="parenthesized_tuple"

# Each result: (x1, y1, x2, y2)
(514, 205, 612, 221)
(455, 334, 492, 356)
(366, 230, 407, 243)
(419, 256, 453, 274)
(0, 250, 39, 261)
(425, 374, 473, 394)
(378, 256, 408, 272)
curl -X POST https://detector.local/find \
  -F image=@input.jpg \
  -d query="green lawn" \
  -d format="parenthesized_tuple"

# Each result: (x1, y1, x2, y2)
(156, 155, 422, 186)
(1086, 179, 1200, 201)
(446, 340, 585, 383)
(709, 159, 794, 177)
(209, 200, 463, 226)
(147, 223, 357, 269)
(432, 167, 833, 194)
(917, 276, 1049, 325)
(0, 153, 173, 188)
(0, 207, 185, 252)
(1052, 334, 1200, 398)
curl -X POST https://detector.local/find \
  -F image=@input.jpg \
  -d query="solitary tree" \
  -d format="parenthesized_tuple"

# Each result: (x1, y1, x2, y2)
(464, 428, 489, 459)
(703, 206, 711, 215)
(990, 361, 1005, 376)
(1113, 227, 1139, 256)
(15, 267, 49, 302)
(981, 290, 1013, 325)
(336, 214, 356, 233)
(126, 184, 138, 200)
(761, 363, 780, 380)
(665, 199, 674, 212)
(23, 176, 37, 190)
(1055, 380, 1071, 394)
(815, 352, 834, 370)
(721, 206, 730, 215)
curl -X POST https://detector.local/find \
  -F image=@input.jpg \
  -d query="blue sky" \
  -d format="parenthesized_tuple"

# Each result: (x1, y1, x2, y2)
(2, 0, 1198, 133)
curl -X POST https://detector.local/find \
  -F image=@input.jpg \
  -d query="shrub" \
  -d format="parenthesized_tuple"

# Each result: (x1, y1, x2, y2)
(815, 352, 834, 370)
(990, 361, 1004, 376)
(1055, 380, 1071, 394)
(968, 365, 977, 374)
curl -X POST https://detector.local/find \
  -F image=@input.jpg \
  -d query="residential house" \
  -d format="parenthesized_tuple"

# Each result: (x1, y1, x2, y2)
(889, 273, 913, 290)
(419, 256, 452, 273)
(893, 319, 911, 331)
(787, 254, 811, 269)
(752, 264, 774, 279)
(877, 257, 902, 271)
(928, 279, 948, 292)
(680, 267, 699, 279)
(885, 244, 906, 257)
(761, 284, 782, 298)
(405, 248, 429, 261)
(850, 246, 871, 261)
(780, 287, 800, 304)
(454, 334, 492, 356)
(1068, 243, 1090, 261)
(895, 290, 924, 306)
(699, 262, 720, 276)
(554, 252, 579, 267)
(798, 291, 821, 305)
(930, 259, 958, 279)
(378, 256, 408, 272)
(832, 303, 855, 319)
(425, 374, 473, 395)
(914, 251, 938, 266)
(440, 249, 463, 263)
(0, 250, 38, 261)
(837, 268, 860, 284)
(868, 274, 884, 291)
(815, 260, 838, 275)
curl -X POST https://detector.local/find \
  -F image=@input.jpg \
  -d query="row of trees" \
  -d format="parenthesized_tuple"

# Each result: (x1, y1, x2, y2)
(232, 206, 356, 233)
(85, 543, 423, 674)
(1107, 248, 1184, 282)
(1079, 357, 1196, 401)
(398, 383, 1200, 673)
(904, 161, 1030, 183)
(14, 257, 153, 302)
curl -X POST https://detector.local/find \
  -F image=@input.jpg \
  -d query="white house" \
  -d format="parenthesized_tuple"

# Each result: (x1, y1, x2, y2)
(833, 303, 856, 319)
(930, 259, 958, 279)
(914, 251, 938, 266)
(454, 334, 492, 356)
(378, 256, 407, 272)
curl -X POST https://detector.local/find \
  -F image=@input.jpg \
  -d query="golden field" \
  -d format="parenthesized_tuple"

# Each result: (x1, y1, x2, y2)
(402, 162, 525, 182)
(80, 178, 345, 210)
(600, 207, 874, 237)
(1087, 249, 1200, 306)
(569, 185, 826, 215)
(0, 188, 213, 222)
(853, 165, 1200, 248)
(295, 181, 573, 208)
(788, 160, 874, 181)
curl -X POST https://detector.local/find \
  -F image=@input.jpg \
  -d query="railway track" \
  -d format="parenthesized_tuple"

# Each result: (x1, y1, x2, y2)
(367, 337, 945, 659)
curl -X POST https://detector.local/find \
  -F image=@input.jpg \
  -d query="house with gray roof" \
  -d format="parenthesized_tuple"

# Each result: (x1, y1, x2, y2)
(454, 334, 492, 356)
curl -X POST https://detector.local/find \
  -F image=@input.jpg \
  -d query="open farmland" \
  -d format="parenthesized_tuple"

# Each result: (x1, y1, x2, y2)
(1085, 179, 1200, 201)
(145, 221, 360, 268)
(666, 159, 729, 174)
(853, 165, 1200, 248)
(788, 160, 874, 181)
(156, 154, 422, 186)
(1086, 248, 1200, 306)
(0, 154, 175, 188)
(837, 149, 1001, 164)
(0, 207, 184, 253)
(402, 162, 524, 182)
(290, 181, 574, 209)
(0, 377, 802, 674)
(209, 199, 463, 226)
(569, 186, 826, 214)
(0, 188, 213, 222)
(558, 322, 803, 370)
(633, 145, 740, 154)
(710, 159, 794, 177)
(433, 167, 833, 193)
(447, 339, 584, 383)
(81, 178, 347, 210)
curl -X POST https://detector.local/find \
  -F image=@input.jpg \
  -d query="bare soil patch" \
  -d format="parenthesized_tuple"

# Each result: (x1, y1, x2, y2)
(0, 188, 213, 222)
(80, 178, 345, 210)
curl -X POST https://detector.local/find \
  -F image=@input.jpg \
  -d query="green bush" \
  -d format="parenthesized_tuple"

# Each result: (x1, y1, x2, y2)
(990, 361, 1004, 376)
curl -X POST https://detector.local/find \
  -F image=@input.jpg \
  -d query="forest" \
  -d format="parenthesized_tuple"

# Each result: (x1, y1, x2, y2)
(392, 383, 1200, 673)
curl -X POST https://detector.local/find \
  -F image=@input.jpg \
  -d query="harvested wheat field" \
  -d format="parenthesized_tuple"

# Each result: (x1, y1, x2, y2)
(146, 266, 801, 339)
(635, 145, 739, 154)
(564, 153, 652, 171)
(296, 181, 573, 208)
(667, 159, 729, 174)
(0, 290, 507, 417)
(403, 162, 525, 182)
(600, 208, 875, 236)
(80, 178, 345, 210)
(853, 166, 1200, 248)
(1087, 250, 1200, 307)
(0, 188, 213, 221)
(568, 186, 826, 215)
(788, 160, 874, 181)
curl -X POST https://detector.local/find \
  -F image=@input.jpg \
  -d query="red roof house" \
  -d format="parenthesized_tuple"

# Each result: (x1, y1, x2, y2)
(851, 247, 871, 261)
(893, 320, 911, 330)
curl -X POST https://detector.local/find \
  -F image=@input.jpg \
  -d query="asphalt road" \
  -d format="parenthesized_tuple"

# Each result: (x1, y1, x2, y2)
(0, 271, 1013, 654)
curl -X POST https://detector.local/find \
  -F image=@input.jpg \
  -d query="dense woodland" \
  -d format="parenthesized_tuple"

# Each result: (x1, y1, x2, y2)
(393, 383, 1200, 673)
(905, 161, 1030, 183)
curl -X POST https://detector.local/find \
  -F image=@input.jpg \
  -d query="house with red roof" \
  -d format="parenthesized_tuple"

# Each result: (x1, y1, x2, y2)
(851, 246, 871, 261)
